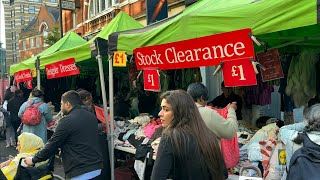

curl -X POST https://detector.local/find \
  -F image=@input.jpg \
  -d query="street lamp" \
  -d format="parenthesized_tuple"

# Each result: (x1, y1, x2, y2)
(59, 0, 63, 38)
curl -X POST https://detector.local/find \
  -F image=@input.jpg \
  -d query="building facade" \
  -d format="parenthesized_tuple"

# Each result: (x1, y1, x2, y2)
(62, 0, 186, 40)
(2, 0, 57, 72)
(19, 3, 59, 61)
(0, 43, 5, 73)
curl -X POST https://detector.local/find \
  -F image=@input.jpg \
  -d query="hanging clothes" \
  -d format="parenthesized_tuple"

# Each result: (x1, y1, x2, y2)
(245, 74, 274, 106)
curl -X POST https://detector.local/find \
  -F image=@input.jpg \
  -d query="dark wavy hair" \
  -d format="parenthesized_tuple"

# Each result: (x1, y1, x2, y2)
(31, 88, 43, 98)
(160, 90, 224, 179)
(294, 103, 320, 144)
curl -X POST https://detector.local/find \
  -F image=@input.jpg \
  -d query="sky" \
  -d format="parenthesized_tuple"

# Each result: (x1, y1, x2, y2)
(0, 0, 5, 48)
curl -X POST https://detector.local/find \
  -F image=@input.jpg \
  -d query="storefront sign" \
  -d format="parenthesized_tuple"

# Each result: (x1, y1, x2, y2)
(143, 69, 161, 91)
(45, 58, 80, 79)
(222, 59, 257, 87)
(257, 49, 284, 82)
(134, 28, 255, 70)
(113, 51, 127, 67)
(14, 69, 33, 83)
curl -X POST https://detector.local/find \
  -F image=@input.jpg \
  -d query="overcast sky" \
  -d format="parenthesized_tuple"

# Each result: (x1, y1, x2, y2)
(0, 0, 5, 48)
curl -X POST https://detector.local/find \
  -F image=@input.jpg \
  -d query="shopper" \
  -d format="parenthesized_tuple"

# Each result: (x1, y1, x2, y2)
(187, 82, 238, 141)
(2, 107, 13, 148)
(151, 90, 226, 180)
(280, 103, 320, 180)
(7, 90, 25, 139)
(209, 81, 243, 120)
(0, 132, 44, 180)
(18, 88, 53, 143)
(78, 89, 96, 115)
(24, 90, 103, 180)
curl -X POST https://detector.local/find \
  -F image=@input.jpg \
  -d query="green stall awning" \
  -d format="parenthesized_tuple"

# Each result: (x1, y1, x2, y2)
(39, 11, 144, 69)
(10, 31, 87, 75)
(109, 0, 318, 55)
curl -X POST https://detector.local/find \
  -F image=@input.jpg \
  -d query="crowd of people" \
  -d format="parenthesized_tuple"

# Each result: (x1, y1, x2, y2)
(0, 81, 320, 180)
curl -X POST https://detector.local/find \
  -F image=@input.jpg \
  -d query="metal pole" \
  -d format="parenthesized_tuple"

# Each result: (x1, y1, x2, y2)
(96, 54, 114, 180)
(59, 0, 63, 38)
(36, 56, 40, 90)
(108, 55, 115, 180)
(0, 43, 4, 104)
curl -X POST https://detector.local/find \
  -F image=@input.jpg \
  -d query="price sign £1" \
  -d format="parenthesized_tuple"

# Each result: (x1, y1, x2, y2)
(113, 51, 127, 67)
(143, 69, 161, 91)
(222, 59, 257, 87)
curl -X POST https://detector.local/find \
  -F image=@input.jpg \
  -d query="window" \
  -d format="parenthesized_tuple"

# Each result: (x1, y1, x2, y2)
(29, 16, 34, 22)
(23, 40, 26, 50)
(30, 38, 34, 48)
(11, 21, 13, 28)
(21, 17, 25, 25)
(11, 32, 16, 40)
(29, 5, 35, 13)
(89, 0, 115, 18)
(20, 5, 24, 13)
(36, 37, 39, 47)
(50, 0, 56, 2)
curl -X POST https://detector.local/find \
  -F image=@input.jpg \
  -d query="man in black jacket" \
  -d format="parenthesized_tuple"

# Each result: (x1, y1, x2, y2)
(25, 90, 103, 179)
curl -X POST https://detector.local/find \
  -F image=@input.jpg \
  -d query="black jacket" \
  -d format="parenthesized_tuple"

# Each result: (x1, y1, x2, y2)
(32, 107, 103, 178)
(151, 135, 226, 180)
(7, 96, 25, 123)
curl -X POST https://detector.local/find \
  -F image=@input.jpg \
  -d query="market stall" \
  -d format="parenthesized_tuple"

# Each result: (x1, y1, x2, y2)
(105, 0, 320, 179)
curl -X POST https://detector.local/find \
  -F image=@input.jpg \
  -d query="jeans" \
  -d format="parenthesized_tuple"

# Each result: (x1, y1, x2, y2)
(5, 126, 15, 143)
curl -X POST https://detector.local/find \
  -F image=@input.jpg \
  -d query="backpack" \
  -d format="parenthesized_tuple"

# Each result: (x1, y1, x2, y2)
(22, 101, 44, 126)
(287, 133, 320, 180)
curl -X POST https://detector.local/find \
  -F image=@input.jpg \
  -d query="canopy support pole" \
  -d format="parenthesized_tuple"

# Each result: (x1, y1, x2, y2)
(96, 53, 114, 180)
(36, 56, 41, 90)
(108, 55, 115, 180)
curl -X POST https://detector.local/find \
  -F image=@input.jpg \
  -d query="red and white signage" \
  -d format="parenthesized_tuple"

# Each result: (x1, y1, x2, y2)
(143, 69, 161, 91)
(14, 69, 33, 83)
(134, 28, 255, 70)
(222, 59, 257, 87)
(257, 49, 284, 82)
(45, 58, 80, 79)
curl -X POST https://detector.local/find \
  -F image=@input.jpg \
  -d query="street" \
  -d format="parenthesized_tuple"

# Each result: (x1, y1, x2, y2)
(0, 135, 65, 179)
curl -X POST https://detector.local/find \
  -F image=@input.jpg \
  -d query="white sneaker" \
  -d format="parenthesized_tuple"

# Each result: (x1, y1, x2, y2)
(6, 142, 10, 148)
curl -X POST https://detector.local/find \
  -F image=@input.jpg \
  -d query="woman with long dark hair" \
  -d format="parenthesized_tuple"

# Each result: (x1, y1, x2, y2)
(151, 90, 225, 180)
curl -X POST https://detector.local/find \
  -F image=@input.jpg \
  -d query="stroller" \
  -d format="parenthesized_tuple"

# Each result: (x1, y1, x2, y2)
(13, 156, 64, 180)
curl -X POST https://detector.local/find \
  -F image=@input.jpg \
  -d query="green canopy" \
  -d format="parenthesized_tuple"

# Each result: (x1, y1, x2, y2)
(39, 11, 144, 69)
(10, 31, 87, 75)
(109, 0, 318, 54)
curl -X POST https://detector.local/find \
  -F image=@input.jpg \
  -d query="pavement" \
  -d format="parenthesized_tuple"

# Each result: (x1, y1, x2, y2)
(0, 133, 65, 179)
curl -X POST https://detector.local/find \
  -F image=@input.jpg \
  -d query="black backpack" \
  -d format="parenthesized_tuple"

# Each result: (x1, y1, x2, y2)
(287, 133, 320, 180)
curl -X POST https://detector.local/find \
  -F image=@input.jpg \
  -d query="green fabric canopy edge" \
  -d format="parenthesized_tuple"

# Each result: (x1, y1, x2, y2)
(38, 11, 143, 70)
(10, 31, 87, 75)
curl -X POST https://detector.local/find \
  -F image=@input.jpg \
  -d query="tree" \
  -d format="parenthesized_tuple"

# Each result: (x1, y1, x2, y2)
(44, 26, 60, 46)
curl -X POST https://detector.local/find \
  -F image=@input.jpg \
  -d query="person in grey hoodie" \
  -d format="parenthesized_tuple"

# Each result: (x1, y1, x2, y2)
(187, 83, 238, 142)
(280, 103, 320, 180)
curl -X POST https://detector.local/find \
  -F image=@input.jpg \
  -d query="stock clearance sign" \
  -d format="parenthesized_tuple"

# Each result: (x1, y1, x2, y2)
(134, 28, 255, 70)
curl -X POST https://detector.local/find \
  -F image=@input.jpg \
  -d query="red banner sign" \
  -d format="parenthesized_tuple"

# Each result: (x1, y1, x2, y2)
(45, 58, 80, 79)
(257, 49, 284, 82)
(14, 69, 33, 83)
(143, 69, 161, 91)
(222, 59, 257, 87)
(134, 28, 255, 70)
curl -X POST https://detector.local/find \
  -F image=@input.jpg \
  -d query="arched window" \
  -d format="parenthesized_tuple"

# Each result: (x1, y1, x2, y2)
(39, 22, 49, 37)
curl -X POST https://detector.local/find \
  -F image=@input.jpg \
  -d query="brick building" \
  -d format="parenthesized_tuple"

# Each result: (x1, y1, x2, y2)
(18, 3, 59, 61)
(62, 0, 186, 40)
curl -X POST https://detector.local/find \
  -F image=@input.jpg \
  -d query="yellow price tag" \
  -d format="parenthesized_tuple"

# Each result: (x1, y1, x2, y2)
(31, 68, 37, 77)
(113, 51, 127, 67)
